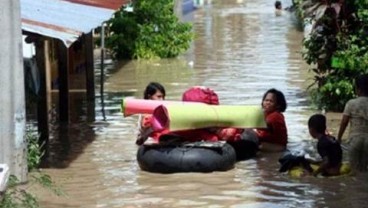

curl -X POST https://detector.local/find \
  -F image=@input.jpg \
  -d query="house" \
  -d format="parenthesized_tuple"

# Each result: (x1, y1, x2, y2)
(21, 0, 129, 150)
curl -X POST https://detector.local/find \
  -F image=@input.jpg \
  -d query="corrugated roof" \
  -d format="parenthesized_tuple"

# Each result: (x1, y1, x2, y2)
(62, 0, 126, 10)
(21, 0, 127, 47)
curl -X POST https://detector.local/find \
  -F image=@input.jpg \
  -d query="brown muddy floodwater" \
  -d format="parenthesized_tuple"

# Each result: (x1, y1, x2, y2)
(33, 0, 368, 207)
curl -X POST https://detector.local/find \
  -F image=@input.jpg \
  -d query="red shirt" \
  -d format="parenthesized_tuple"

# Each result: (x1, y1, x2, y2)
(256, 111, 287, 146)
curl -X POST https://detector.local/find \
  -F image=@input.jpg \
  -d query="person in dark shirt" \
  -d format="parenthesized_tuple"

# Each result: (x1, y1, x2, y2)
(308, 114, 343, 176)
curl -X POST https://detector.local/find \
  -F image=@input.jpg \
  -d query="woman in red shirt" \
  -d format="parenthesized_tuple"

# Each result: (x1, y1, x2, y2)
(255, 88, 288, 152)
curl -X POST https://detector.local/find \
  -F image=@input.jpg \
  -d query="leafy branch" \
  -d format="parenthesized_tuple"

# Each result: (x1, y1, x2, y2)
(0, 129, 65, 208)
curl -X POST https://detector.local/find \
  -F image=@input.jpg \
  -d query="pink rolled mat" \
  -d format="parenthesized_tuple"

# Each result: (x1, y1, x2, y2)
(121, 98, 203, 117)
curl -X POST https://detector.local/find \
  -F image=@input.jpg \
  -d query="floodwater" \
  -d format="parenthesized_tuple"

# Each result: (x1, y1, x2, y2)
(33, 0, 368, 207)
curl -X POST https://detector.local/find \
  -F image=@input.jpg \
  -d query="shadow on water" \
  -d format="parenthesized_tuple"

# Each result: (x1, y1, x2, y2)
(26, 53, 138, 169)
(40, 90, 136, 169)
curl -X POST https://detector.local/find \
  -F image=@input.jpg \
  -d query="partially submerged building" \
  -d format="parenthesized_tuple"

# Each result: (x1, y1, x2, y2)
(21, 0, 128, 147)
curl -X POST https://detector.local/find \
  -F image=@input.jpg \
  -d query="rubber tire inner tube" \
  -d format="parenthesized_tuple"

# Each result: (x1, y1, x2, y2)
(226, 129, 259, 161)
(137, 142, 236, 173)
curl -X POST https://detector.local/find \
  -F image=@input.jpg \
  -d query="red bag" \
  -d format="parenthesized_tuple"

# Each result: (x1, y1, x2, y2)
(182, 86, 219, 105)
(217, 128, 243, 142)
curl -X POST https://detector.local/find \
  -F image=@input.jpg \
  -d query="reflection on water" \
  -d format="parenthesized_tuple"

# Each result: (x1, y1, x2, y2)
(33, 0, 368, 207)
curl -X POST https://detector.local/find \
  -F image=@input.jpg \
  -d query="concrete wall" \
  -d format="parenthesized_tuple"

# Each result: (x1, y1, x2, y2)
(0, 0, 27, 182)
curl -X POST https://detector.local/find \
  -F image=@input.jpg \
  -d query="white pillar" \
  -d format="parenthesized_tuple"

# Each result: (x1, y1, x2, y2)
(0, 0, 27, 182)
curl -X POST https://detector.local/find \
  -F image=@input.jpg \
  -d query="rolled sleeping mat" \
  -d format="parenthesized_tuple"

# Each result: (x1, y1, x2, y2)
(289, 162, 352, 178)
(121, 98, 203, 117)
(152, 104, 267, 131)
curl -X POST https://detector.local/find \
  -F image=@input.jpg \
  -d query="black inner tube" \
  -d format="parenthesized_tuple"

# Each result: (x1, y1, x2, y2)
(137, 142, 237, 173)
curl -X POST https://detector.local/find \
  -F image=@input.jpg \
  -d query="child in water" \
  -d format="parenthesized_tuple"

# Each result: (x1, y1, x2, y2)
(308, 114, 342, 176)
(255, 88, 288, 152)
(136, 82, 166, 145)
(274, 1, 283, 16)
(337, 74, 368, 172)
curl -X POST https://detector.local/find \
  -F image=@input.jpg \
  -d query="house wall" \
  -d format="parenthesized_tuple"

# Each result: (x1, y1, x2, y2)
(68, 39, 87, 90)
(48, 38, 88, 91)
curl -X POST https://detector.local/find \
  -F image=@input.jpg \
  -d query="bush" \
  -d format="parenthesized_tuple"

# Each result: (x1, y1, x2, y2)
(298, 0, 368, 111)
(0, 129, 64, 208)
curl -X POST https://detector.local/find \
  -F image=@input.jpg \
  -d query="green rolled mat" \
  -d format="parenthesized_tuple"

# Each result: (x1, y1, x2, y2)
(152, 104, 267, 131)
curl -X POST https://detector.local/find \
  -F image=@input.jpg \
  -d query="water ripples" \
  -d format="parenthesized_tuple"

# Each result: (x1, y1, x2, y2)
(34, 0, 368, 207)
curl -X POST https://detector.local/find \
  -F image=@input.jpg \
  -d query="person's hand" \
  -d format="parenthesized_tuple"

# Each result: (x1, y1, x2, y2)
(325, 129, 333, 136)
(136, 137, 144, 145)
(141, 114, 153, 128)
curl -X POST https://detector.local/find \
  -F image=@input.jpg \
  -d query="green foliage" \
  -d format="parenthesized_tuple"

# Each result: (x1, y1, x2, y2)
(1, 176, 39, 208)
(105, 0, 194, 59)
(30, 173, 64, 197)
(298, 0, 368, 111)
(310, 79, 355, 111)
(0, 129, 64, 208)
(26, 131, 44, 172)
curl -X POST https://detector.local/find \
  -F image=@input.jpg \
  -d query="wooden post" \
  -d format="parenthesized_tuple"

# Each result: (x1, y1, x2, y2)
(85, 32, 95, 101)
(44, 40, 52, 97)
(84, 32, 96, 122)
(35, 39, 49, 162)
(57, 41, 69, 123)
(0, 0, 27, 182)
(100, 24, 106, 120)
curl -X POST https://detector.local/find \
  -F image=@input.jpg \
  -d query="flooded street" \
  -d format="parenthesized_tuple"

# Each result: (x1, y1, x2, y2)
(34, 0, 368, 207)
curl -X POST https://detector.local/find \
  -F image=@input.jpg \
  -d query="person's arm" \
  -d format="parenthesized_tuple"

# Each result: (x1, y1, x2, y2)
(255, 128, 271, 140)
(256, 113, 285, 143)
(313, 156, 329, 176)
(305, 158, 321, 165)
(337, 101, 352, 143)
(255, 113, 273, 140)
(337, 114, 350, 143)
(136, 115, 154, 145)
(302, 157, 320, 174)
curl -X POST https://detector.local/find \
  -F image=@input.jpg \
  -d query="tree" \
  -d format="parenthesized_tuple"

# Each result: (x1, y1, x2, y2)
(105, 0, 194, 59)
(297, 0, 368, 111)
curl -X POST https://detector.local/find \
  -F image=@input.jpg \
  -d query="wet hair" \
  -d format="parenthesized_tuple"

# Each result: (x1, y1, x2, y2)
(275, 1, 282, 9)
(143, 82, 166, 99)
(262, 88, 287, 112)
(355, 74, 368, 95)
(308, 114, 326, 134)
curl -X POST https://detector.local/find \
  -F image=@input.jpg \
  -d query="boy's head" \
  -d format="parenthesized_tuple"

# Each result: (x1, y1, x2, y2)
(308, 114, 326, 138)
(275, 1, 282, 9)
(355, 74, 368, 96)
